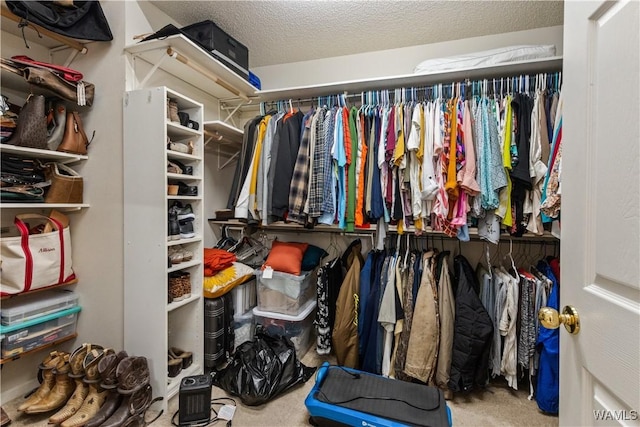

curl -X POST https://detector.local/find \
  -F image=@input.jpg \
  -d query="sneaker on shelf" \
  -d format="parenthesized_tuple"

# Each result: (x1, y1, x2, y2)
(168, 211, 180, 241)
(178, 219, 195, 239)
(176, 204, 195, 221)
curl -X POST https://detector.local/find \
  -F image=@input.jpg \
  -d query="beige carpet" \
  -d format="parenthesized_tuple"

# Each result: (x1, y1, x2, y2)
(2, 348, 559, 427)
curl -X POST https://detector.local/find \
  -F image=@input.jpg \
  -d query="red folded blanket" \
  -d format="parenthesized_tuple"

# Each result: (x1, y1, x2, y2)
(203, 248, 237, 276)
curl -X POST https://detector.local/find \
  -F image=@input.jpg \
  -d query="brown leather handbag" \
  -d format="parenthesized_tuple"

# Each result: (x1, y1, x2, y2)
(43, 162, 83, 203)
(57, 111, 90, 155)
(5, 94, 48, 149)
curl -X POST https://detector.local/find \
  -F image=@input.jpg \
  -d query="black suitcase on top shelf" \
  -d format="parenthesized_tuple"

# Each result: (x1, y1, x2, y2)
(204, 295, 234, 369)
(180, 20, 249, 81)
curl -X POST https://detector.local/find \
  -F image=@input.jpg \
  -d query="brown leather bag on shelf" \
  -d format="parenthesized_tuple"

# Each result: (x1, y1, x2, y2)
(57, 111, 90, 155)
(43, 162, 83, 204)
(5, 94, 48, 149)
(23, 67, 95, 107)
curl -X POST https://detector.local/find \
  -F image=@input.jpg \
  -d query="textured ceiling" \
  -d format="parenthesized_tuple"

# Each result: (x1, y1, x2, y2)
(150, 0, 564, 68)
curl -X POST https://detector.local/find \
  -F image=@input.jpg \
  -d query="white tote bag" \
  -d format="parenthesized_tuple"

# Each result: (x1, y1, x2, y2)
(1, 213, 74, 295)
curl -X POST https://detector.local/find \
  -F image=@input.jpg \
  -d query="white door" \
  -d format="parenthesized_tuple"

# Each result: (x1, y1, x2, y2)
(561, 1, 640, 426)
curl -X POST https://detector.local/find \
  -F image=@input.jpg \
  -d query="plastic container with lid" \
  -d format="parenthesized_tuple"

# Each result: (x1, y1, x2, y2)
(0, 306, 81, 359)
(1, 290, 79, 326)
(252, 299, 316, 358)
(233, 309, 254, 350)
(255, 269, 315, 316)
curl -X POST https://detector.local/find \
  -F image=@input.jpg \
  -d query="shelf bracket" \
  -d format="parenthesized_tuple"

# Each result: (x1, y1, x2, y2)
(166, 47, 250, 102)
(138, 50, 171, 88)
(218, 147, 239, 170)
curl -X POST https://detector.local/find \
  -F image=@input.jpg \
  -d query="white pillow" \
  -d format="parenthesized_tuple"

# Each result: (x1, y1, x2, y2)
(414, 45, 556, 74)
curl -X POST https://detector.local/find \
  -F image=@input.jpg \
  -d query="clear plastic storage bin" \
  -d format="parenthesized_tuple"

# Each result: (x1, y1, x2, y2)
(233, 310, 254, 350)
(1, 290, 79, 326)
(231, 278, 256, 316)
(253, 300, 316, 358)
(255, 269, 315, 316)
(0, 306, 81, 359)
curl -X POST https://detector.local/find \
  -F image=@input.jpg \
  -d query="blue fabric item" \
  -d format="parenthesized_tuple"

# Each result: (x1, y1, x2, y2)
(357, 252, 374, 359)
(412, 252, 422, 306)
(301, 245, 328, 271)
(362, 251, 384, 374)
(457, 224, 470, 242)
(248, 71, 261, 90)
(536, 261, 559, 414)
(370, 111, 385, 220)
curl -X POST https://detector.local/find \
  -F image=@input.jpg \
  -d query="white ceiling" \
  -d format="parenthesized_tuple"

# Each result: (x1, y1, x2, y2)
(150, 0, 564, 68)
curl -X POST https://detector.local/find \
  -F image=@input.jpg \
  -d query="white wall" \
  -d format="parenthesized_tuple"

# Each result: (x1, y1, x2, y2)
(0, 0, 127, 401)
(253, 25, 563, 90)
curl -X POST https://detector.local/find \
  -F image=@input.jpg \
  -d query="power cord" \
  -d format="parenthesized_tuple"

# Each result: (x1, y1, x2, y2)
(317, 364, 361, 380)
(171, 397, 237, 427)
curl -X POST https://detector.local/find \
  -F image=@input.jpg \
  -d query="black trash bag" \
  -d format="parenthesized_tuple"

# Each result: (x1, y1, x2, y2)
(211, 327, 316, 406)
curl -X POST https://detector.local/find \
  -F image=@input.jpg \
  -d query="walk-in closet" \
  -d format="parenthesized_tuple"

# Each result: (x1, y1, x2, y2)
(1, 1, 638, 427)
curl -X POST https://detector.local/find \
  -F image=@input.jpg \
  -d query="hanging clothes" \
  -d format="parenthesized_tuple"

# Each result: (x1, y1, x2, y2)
(449, 255, 493, 393)
(332, 239, 364, 368)
(404, 251, 439, 384)
(536, 259, 559, 414)
(434, 251, 455, 398)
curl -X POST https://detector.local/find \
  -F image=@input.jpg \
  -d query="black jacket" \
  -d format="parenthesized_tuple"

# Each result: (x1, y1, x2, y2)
(448, 255, 493, 393)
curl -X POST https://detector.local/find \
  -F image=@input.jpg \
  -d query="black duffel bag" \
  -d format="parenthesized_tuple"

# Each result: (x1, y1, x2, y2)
(6, 1, 113, 41)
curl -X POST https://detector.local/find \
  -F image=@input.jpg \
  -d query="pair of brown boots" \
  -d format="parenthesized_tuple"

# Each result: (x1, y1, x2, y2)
(19, 344, 160, 427)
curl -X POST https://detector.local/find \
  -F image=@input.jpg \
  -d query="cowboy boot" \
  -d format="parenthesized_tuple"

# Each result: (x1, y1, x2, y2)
(84, 350, 128, 427)
(61, 348, 107, 427)
(49, 344, 100, 424)
(25, 352, 74, 413)
(17, 351, 61, 412)
(101, 356, 152, 427)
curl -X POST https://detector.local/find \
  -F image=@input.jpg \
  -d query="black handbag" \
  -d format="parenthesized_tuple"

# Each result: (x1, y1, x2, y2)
(6, 1, 113, 42)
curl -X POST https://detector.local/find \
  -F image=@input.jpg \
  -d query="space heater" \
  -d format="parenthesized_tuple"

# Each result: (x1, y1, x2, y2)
(179, 374, 212, 426)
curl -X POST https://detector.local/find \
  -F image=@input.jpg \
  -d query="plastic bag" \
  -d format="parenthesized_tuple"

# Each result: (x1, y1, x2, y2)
(211, 327, 316, 406)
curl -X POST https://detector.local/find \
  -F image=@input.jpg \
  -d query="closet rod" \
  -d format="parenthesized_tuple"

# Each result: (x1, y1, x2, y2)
(259, 71, 562, 108)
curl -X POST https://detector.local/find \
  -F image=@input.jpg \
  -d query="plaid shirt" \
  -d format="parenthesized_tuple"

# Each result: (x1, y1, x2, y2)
(308, 107, 327, 217)
(288, 110, 314, 223)
(321, 109, 336, 214)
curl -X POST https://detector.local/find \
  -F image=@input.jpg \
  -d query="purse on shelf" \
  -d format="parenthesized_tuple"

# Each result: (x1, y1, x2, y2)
(4, 94, 48, 149)
(43, 162, 83, 203)
(46, 99, 67, 151)
(57, 111, 92, 155)
(5, 0, 113, 42)
(0, 212, 75, 296)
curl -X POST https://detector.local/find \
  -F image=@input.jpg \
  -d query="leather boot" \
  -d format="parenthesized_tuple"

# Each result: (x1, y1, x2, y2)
(101, 356, 153, 427)
(49, 344, 100, 424)
(84, 350, 128, 427)
(61, 348, 107, 427)
(17, 351, 61, 412)
(25, 352, 74, 413)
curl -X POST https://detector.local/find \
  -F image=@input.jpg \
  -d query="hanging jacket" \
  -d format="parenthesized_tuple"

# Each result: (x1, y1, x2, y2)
(332, 239, 364, 368)
(449, 255, 493, 393)
(536, 261, 559, 414)
(435, 251, 455, 393)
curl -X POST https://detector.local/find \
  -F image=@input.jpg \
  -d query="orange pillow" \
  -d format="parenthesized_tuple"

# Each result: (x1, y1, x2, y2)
(262, 241, 309, 275)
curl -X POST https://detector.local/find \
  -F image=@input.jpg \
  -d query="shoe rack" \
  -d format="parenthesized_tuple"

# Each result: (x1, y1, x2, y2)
(123, 86, 204, 409)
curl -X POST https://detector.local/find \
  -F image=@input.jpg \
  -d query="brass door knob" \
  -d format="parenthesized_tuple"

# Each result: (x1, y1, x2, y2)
(539, 305, 580, 335)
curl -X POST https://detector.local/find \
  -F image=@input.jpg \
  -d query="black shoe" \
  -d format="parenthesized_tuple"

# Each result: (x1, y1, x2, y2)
(168, 211, 180, 241)
(177, 182, 198, 196)
(176, 204, 195, 221)
(171, 159, 193, 175)
(178, 219, 195, 239)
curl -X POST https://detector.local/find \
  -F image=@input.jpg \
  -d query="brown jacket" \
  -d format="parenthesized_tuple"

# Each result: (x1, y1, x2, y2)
(332, 240, 363, 368)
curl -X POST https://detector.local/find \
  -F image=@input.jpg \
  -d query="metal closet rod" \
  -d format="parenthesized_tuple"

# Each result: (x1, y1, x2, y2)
(260, 71, 562, 108)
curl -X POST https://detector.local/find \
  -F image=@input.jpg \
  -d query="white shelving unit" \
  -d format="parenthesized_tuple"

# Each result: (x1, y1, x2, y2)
(123, 86, 205, 409)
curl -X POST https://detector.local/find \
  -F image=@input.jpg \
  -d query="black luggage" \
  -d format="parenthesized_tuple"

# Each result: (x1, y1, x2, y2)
(204, 295, 234, 369)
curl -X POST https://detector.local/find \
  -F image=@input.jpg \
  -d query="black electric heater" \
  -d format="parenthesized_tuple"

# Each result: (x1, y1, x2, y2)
(179, 375, 212, 426)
